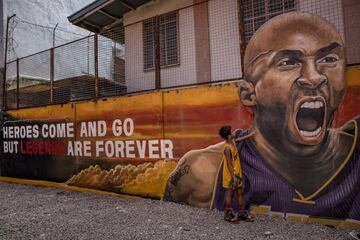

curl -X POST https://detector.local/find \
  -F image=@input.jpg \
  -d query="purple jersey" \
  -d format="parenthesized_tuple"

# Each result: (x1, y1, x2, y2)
(213, 117, 360, 221)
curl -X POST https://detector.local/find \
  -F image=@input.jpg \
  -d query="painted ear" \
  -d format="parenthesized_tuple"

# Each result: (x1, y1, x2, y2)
(238, 80, 257, 106)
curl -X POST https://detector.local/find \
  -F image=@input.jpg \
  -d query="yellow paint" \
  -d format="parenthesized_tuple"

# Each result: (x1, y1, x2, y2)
(343, 220, 360, 229)
(7, 104, 75, 121)
(271, 213, 284, 219)
(249, 206, 270, 214)
(250, 205, 360, 229)
(292, 197, 316, 205)
(286, 215, 303, 222)
(305, 217, 342, 227)
(164, 82, 240, 108)
(122, 160, 177, 198)
(75, 92, 163, 121)
(347, 66, 360, 87)
(0, 176, 140, 199)
(65, 160, 176, 199)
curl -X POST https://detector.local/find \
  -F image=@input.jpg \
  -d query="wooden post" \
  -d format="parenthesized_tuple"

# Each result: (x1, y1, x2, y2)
(94, 34, 99, 99)
(50, 48, 54, 104)
(154, 16, 161, 89)
(16, 58, 19, 109)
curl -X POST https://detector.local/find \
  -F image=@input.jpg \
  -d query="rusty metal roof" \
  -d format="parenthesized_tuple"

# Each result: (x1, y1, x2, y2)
(68, 0, 152, 33)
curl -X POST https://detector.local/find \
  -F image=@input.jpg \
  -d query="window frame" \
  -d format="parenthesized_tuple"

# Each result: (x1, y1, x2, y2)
(143, 11, 180, 72)
(242, 0, 297, 46)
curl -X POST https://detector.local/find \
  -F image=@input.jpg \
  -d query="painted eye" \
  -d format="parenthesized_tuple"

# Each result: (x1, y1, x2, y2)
(318, 53, 339, 64)
(277, 59, 300, 67)
(319, 56, 338, 63)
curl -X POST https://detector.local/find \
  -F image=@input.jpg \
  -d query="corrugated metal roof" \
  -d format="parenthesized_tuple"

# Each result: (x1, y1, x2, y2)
(68, 0, 152, 33)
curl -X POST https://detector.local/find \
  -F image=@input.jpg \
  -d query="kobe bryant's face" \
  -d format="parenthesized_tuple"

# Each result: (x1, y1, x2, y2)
(246, 18, 346, 154)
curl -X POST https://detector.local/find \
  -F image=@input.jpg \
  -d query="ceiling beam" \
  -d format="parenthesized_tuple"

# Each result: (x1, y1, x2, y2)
(98, 9, 120, 21)
(82, 20, 101, 32)
(73, 0, 115, 24)
(100, 18, 123, 33)
(116, 0, 135, 10)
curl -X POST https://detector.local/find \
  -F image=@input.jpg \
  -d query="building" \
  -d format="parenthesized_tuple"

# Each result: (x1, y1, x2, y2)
(67, 0, 359, 94)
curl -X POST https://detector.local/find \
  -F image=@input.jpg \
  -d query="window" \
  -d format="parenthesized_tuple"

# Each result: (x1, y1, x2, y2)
(242, 0, 296, 46)
(143, 12, 179, 70)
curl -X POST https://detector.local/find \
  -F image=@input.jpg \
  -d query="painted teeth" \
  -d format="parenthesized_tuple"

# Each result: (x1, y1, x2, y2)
(300, 127, 322, 137)
(300, 101, 323, 109)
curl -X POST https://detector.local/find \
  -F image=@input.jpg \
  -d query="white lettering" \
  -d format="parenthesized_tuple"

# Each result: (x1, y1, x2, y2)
(125, 140, 135, 158)
(112, 119, 122, 136)
(67, 123, 74, 138)
(115, 141, 124, 158)
(98, 121, 107, 137)
(148, 140, 159, 158)
(161, 139, 173, 159)
(136, 140, 146, 158)
(80, 122, 88, 137)
(95, 141, 104, 157)
(123, 118, 134, 136)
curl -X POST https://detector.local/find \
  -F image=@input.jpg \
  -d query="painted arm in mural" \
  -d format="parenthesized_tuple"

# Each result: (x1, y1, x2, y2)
(163, 129, 255, 208)
(162, 142, 224, 208)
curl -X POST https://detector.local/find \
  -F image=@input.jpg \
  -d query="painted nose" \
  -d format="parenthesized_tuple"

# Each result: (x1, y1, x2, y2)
(296, 61, 327, 89)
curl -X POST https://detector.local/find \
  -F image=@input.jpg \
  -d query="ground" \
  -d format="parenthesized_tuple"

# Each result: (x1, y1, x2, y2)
(0, 182, 355, 240)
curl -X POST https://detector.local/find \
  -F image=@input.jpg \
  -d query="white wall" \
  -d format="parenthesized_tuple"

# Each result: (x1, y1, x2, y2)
(125, 7, 197, 92)
(161, 7, 197, 88)
(208, 0, 242, 81)
(125, 22, 154, 92)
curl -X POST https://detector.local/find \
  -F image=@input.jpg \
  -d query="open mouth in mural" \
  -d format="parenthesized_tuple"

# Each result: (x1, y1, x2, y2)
(294, 97, 326, 144)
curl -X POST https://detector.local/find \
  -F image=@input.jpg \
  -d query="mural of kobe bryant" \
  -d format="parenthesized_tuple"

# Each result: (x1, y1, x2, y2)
(163, 12, 360, 221)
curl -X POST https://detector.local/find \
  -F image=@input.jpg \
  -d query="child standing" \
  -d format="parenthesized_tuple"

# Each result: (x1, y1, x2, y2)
(219, 125, 254, 223)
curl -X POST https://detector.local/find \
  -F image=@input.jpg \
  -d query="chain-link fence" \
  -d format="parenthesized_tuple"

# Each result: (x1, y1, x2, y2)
(3, 0, 359, 110)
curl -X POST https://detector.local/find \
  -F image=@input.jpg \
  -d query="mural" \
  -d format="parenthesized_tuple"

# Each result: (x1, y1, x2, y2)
(164, 12, 360, 223)
(1, 86, 249, 199)
(1, 12, 360, 226)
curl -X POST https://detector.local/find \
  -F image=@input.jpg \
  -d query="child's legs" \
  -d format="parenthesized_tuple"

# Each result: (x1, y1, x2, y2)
(236, 187, 245, 212)
(225, 189, 234, 211)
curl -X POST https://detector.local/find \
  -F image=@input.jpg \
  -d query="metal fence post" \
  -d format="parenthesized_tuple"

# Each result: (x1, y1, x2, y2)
(238, 0, 246, 77)
(50, 48, 54, 104)
(94, 34, 99, 99)
(154, 16, 161, 89)
(16, 58, 19, 109)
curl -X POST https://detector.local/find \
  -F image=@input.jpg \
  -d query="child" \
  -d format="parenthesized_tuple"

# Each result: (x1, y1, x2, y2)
(219, 125, 254, 223)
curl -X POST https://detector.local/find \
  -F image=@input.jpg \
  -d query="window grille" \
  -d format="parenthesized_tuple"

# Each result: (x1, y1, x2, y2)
(143, 12, 179, 70)
(242, 0, 296, 45)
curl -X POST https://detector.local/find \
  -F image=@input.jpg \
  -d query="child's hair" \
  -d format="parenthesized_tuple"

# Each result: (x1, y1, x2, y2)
(219, 125, 232, 140)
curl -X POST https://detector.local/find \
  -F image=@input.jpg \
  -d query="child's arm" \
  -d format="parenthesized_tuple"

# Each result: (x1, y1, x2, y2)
(235, 130, 255, 142)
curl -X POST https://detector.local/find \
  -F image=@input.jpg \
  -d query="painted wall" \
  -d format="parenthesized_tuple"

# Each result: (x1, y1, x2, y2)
(1, 65, 359, 217)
